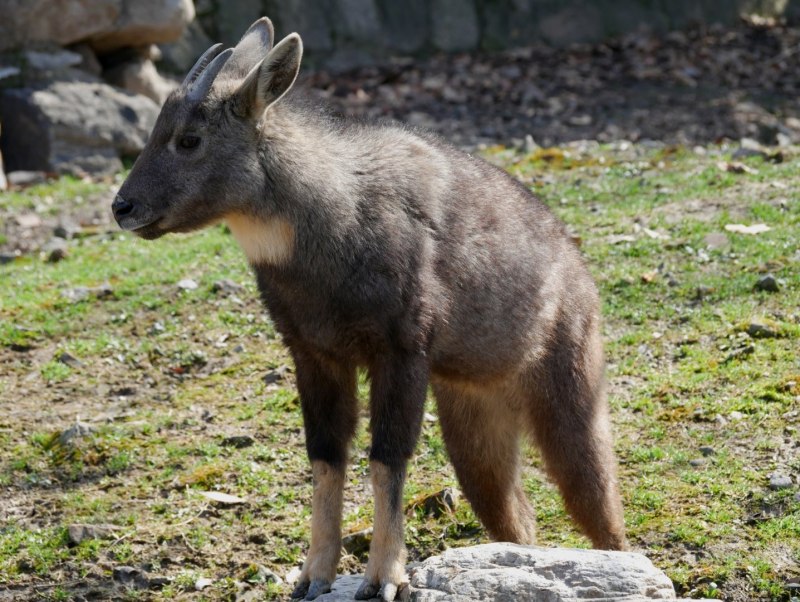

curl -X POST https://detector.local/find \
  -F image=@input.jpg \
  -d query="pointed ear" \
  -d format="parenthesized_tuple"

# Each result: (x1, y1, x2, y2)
(233, 33, 303, 118)
(223, 17, 275, 80)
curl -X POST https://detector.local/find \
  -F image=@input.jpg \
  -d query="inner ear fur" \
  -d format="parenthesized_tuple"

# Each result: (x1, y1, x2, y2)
(233, 33, 303, 118)
(224, 17, 275, 80)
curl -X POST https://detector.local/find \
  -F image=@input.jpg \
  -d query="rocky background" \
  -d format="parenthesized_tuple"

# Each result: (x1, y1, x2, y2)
(0, 0, 796, 181)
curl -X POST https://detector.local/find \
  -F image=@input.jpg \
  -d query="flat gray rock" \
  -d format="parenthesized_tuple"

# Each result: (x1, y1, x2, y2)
(312, 543, 701, 601)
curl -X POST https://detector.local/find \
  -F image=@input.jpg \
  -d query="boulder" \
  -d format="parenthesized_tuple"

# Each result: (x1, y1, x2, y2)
(312, 543, 698, 601)
(0, 0, 117, 51)
(89, 0, 195, 53)
(0, 0, 193, 54)
(0, 80, 158, 175)
(104, 56, 177, 104)
(158, 20, 215, 73)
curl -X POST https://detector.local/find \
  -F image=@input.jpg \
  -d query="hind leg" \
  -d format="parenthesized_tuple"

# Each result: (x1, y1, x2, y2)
(432, 380, 537, 544)
(528, 334, 627, 550)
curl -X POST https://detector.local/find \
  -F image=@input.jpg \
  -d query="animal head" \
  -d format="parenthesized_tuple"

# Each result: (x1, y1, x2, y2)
(112, 18, 303, 239)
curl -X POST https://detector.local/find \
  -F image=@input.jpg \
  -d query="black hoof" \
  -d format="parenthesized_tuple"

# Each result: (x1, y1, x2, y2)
(354, 579, 380, 600)
(291, 580, 309, 600)
(306, 579, 332, 600)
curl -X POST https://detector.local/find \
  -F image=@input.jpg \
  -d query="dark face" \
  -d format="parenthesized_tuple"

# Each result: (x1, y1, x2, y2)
(112, 90, 263, 239)
(112, 28, 303, 240)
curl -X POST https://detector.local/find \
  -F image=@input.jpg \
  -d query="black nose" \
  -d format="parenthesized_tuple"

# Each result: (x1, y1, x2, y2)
(112, 195, 135, 219)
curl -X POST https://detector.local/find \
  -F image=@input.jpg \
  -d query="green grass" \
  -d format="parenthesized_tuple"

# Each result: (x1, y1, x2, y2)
(1, 143, 798, 600)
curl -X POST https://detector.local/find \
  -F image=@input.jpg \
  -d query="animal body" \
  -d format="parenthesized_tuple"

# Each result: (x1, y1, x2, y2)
(113, 18, 627, 601)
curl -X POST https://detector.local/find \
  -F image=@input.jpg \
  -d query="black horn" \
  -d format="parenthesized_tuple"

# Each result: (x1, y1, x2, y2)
(186, 48, 233, 103)
(181, 43, 224, 89)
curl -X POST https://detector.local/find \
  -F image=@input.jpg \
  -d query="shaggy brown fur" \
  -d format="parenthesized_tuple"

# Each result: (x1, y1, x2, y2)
(113, 17, 627, 602)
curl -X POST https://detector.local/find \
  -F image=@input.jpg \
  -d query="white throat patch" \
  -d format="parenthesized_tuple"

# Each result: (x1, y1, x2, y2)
(225, 213, 295, 266)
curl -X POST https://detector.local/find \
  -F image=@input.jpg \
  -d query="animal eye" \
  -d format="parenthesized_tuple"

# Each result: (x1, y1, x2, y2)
(179, 135, 201, 150)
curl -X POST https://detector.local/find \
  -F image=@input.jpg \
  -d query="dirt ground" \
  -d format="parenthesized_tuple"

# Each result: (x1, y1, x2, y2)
(1, 18, 799, 602)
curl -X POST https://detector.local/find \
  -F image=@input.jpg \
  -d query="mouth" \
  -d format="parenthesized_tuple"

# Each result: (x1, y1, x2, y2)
(116, 216, 164, 239)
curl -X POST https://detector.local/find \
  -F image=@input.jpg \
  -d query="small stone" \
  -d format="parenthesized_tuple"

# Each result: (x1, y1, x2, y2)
(67, 523, 117, 545)
(44, 238, 68, 263)
(61, 285, 113, 302)
(58, 420, 94, 446)
(221, 435, 255, 449)
(754, 274, 779, 293)
(263, 365, 290, 384)
(409, 487, 460, 517)
(246, 564, 282, 585)
(7, 171, 47, 187)
(699, 446, 715, 457)
(212, 279, 244, 295)
(769, 474, 793, 490)
(195, 577, 214, 591)
(177, 278, 198, 291)
(703, 232, 729, 250)
(15, 213, 42, 228)
(285, 566, 303, 585)
(689, 458, 705, 467)
(747, 322, 777, 338)
(723, 345, 754, 364)
(54, 218, 82, 240)
(523, 134, 539, 153)
(93, 283, 114, 299)
(57, 352, 83, 367)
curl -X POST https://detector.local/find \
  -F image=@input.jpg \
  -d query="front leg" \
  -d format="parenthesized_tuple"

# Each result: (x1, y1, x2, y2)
(356, 352, 428, 601)
(290, 350, 358, 601)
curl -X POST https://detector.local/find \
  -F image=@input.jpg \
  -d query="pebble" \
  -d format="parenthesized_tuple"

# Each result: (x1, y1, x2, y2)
(58, 420, 94, 446)
(67, 523, 117, 545)
(15, 213, 42, 228)
(754, 274, 779, 293)
(221, 434, 255, 449)
(177, 278, 199, 291)
(57, 351, 83, 367)
(703, 232, 730, 249)
(246, 564, 282, 585)
(416, 487, 460, 517)
(7, 170, 47, 187)
(699, 446, 715, 457)
(769, 474, 793, 490)
(212, 278, 244, 295)
(285, 566, 303, 586)
(747, 322, 777, 338)
(689, 458, 706, 467)
(43, 238, 68, 263)
(54, 218, 82, 240)
(263, 365, 290, 384)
